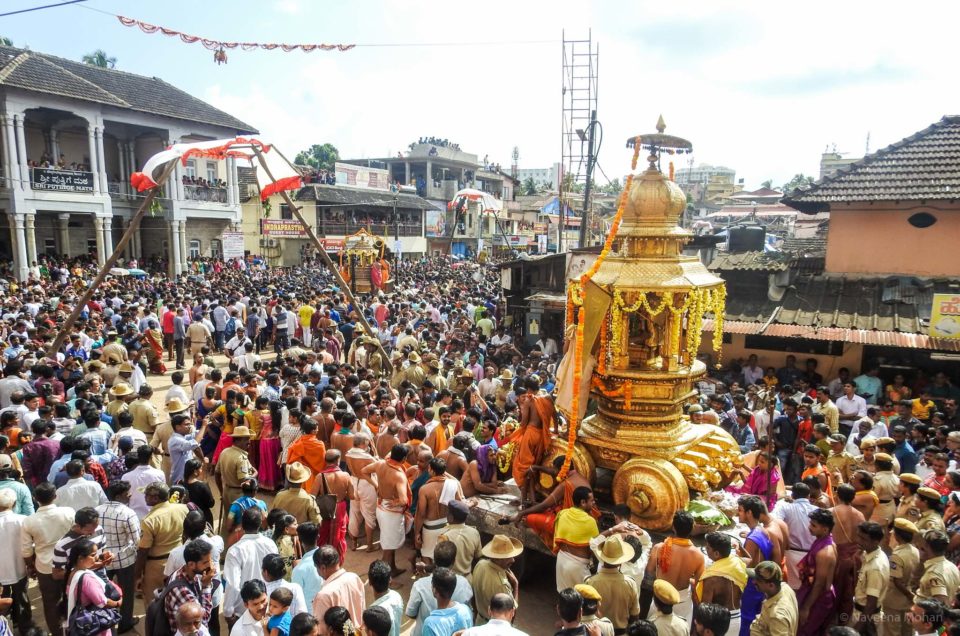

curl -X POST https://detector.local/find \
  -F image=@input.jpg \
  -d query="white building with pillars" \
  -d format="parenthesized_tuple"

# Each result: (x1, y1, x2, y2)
(0, 45, 257, 280)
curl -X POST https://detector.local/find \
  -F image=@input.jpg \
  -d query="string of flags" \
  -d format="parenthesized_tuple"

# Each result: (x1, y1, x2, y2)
(116, 15, 355, 65)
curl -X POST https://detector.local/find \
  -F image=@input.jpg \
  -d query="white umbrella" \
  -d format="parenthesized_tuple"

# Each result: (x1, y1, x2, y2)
(451, 188, 502, 213)
(109, 267, 129, 276)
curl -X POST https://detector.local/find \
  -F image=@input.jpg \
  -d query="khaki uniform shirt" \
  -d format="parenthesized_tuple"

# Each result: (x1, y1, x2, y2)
(914, 555, 960, 604)
(855, 548, 890, 615)
(896, 494, 920, 523)
(101, 342, 128, 364)
(105, 398, 128, 420)
(826, 452, 856, 484)
(270, 487, 320, 525)
(129, 398, 158, 435)
(871, 471, 899, 526)
(651, 613, 687, 636)
(584, 568, 640, 631)
(426, 373, 447, 391)
(855, 457, 877, 475)
(750, 584, 798, 636)
(438, 523, 482, 579)
(582, 614, 615, 636)
(883, 542, 920, 611)
(404, 366, 425, 389)
(139, 501, 190, 557)
(916, 510, 946, 534)
(471, 559, 514, 622)
(216, 447, 254, 490)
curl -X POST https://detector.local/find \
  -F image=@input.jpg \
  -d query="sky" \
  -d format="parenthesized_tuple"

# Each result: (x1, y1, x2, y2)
(4, 0, 960, 189)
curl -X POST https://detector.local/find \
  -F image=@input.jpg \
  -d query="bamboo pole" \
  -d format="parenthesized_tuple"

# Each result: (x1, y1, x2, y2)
(250, 147, 391, 364)
(47, 160, 179, 359)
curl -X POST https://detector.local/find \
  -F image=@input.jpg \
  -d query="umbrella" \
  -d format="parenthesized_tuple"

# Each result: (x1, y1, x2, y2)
(109, 268, 129, 276)
(450, 188, 502, 213)
(127, 268, 147, 278)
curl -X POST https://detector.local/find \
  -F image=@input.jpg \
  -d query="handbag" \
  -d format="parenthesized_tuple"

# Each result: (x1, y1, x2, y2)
(316, 472, 338, 521)
(67, 574, 122, 636)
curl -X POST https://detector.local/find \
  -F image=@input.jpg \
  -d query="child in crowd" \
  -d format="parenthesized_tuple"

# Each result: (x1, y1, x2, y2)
(264, 587, 293, 636)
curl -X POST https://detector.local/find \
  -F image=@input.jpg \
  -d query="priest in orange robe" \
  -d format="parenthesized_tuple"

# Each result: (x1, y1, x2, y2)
(285, 417, 327, 493)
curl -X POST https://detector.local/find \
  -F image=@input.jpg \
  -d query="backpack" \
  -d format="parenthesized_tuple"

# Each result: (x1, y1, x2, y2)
(316, 472, 338, 521)
(145, 578, 193, 636)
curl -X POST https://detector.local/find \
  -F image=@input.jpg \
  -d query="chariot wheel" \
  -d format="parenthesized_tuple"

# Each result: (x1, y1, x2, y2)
(612, 457, 689, 532)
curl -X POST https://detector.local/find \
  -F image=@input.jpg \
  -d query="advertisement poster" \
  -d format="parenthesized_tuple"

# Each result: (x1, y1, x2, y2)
(930, 294, 960, 338)
(565, 253, 598, 281)
(424, 208, 446, 237)
(334, 162, 391, 191)
(221, 232, 245, 260)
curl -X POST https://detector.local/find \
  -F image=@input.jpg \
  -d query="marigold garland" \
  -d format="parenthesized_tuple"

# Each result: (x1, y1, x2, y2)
(597, 315, 608, 375)
(558, 136, 642, 481)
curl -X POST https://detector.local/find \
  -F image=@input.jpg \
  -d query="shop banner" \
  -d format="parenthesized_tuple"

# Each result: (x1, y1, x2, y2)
(261, 219, 308, 237)
(930, 293, 960, 338)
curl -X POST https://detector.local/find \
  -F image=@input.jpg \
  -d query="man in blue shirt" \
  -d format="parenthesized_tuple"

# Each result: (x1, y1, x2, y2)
(421, 567, 472, 636)
(291, 523, 323, 606)
(773, 399, 800, 484)
(891, 425, 917, 474)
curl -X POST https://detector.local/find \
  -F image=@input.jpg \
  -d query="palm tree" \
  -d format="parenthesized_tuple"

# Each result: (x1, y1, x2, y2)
(0, 37, 13, 47)
(82, 49, 117, 69)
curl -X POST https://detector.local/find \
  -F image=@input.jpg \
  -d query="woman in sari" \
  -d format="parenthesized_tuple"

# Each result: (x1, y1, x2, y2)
(727, 451, 782, 511)
(197, 385, 222, 460)
(65, 539, 121, 636)
(244, 396, 267, 477)
(142, 320, 166, 375)
(257, 400, 283, 491)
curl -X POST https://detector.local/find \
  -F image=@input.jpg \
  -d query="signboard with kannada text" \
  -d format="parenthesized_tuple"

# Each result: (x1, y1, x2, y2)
(930, 293, 960, 338)
(260, 219, 308, 237)
(221, 232, 245, 260)
(31, 168, 94, 192)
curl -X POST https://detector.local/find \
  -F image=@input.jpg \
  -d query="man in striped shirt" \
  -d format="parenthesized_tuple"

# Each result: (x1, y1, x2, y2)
(51, 506, 111, 581)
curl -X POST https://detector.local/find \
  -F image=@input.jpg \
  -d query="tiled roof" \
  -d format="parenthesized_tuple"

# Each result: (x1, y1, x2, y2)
(709, 251, 790, 272)
(297, 184, 438, 211)
(703, 319, 960, 352)
(779, 236, 827, 257)
(782, 116, 960, 212)
(722, 274, 960, 333)
(0, 46, 257, 133)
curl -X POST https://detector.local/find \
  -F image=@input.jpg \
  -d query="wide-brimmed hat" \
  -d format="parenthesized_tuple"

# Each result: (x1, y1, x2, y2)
(408, 352, 421, 363)
(592, 535, 635, 566)
(481, 534, 523, 559)
(231, 426, 252, 439)
(166, 398, 191, 414)
(499, 368, 514, 381)
(460, 368, 474, 379)
(118, 362, 134, 373)
(109, 383, 133, 397)
(286, 462, 310, 484)
(428, 359, 441, 370)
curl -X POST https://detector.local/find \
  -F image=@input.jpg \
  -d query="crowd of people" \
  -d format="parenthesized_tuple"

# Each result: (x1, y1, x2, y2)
(0, 249, 957, 636)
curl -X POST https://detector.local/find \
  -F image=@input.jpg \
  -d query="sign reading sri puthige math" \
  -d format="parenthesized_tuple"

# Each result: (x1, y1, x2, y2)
(930, 293, 960, 338)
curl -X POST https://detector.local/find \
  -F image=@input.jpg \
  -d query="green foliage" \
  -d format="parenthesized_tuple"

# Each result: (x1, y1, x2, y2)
(82, 49, 116, 69)
(781, 173, 816, 193)
(599, 178, 622, 196)
(522, 177, 538, 196)
(294, 143, 340, 171)
(760, 179, 773, 189)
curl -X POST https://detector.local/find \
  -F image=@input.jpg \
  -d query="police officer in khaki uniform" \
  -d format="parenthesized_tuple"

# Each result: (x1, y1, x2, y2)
(896, 473, 922, 523)
(852, 521, 890, 631)
(881, 519, 920, 636)
(106, 382, 134, 419)
(855, 438, 878, 474)
(871, 453, 899, 528)
(875, 437, 901, 474)
(914, 529, 960, 605)
(215, 425, 256, 538)
(915, 487, 947, 534)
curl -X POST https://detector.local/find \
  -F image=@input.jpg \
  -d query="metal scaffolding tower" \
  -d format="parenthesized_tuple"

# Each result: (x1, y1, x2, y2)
(560, 30, 598, 252)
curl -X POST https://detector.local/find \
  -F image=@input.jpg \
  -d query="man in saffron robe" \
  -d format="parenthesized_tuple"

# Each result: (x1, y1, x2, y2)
(797, 507, 837, 636)
(285, 417, 327, 493)
(552, 485, 599, 592)
(510, 376, 554, 491)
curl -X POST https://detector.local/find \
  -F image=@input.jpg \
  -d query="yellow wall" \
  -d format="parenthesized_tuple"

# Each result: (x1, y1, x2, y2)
(825, 204, 960, 276)
(699, 333, 864, 380)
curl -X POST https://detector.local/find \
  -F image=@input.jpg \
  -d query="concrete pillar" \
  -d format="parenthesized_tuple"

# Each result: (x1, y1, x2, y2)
(50, 130, 60, 164)
(95, 126, 108, 193)
(117, 140, 127, 195)
(426, 161, 432, 185)
(404, 162, 410, 185)
(12, 214, 28, 281)
(226, 157, 235, 206)
(57, 213, 70, 257)
(14, 114, 28, 189)
(179, 220, 188, 269)
(102, 215, 113, 260)
(1, 115, 12, 188)
(24, 213, 37, 267)
(87, 125, 100, 194)
(93, 216, 105, 266)
(170, 218, 182, 277)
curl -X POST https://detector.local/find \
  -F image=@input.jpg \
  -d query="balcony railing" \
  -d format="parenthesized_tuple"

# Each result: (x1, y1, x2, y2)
(184, 184, 227, 203)
(319, 222, 422, 237)
(107, 182, 121, 195)
(30, 167, 94, 193)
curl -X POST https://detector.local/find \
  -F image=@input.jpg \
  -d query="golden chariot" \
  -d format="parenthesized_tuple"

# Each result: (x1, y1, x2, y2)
(544, 118, 740, 532)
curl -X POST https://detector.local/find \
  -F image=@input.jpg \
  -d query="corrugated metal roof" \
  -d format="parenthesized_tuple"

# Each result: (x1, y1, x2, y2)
(703, 318, 960, 352)
(709, 251, 790, 272)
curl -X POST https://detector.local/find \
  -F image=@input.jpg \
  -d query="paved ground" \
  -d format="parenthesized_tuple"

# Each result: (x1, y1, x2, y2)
(24, 352, 561, 636)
